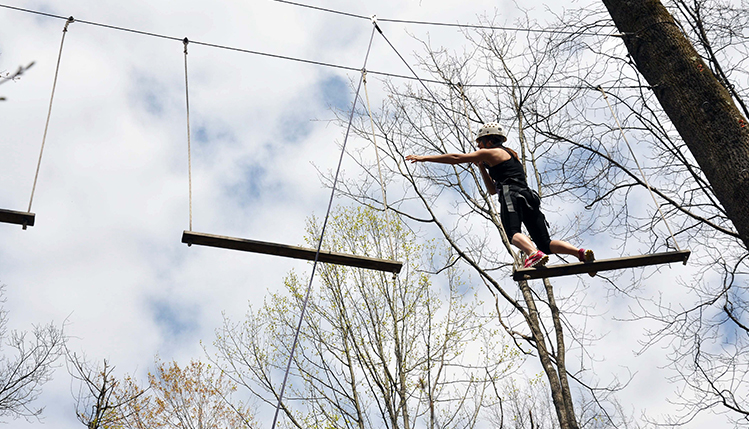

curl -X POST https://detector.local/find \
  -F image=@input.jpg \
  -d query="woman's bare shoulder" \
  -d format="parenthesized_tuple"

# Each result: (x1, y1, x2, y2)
(482, 147, 510, 166)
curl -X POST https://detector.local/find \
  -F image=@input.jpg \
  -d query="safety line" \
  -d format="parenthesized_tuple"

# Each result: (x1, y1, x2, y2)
(598, 87, 682, 251)
(269, 24, 377, 429)
(0, 3, 648, 91)
(373, 21, 473, 144)
(27, 16, 74, 221)
(273, 0, 366, 20)
(272, 0, 618, 37)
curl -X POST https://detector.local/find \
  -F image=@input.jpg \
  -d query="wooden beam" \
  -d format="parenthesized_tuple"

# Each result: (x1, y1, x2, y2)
(182, 231, 403, 274)
(0, 208, 35, 228)
(513, 250, 691, 281)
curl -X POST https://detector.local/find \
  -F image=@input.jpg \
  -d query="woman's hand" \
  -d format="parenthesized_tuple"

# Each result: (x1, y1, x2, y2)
(405, 155, 423, 163)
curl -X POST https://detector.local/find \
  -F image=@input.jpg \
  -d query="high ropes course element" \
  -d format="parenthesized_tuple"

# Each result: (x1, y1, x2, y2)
(0, 2, 692, 282)
(178, 35, 402, 275)
(181, 231, 402, 273)
(178, 21, 400, 429)
(0, 16, 74, 229)
(377, 17, 692, 281)
(0, 4, 697, 426)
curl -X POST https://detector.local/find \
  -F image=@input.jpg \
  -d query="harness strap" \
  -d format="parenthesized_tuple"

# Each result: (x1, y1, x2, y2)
(502, 185, 515, 213)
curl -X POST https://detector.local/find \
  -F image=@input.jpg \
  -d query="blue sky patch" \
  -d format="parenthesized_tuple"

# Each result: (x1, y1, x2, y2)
(192, 119, 238, 162)
(130, 73, 167, 117)
(320, 75, 351, 111)
(277, 111, 313, 144)
(150, 298, 198, 339)
(226, 162, 268, 206)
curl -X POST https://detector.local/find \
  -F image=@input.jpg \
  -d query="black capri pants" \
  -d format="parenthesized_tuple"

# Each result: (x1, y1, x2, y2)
(499, 185, 552, 255)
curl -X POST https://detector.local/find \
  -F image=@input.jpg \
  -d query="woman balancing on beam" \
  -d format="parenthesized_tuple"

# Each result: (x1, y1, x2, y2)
(406, 122, 594, 270)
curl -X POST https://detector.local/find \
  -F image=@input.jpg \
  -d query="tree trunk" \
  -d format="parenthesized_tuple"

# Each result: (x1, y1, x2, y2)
(518, 281, 579, 429)
(601, 0, 749, 249)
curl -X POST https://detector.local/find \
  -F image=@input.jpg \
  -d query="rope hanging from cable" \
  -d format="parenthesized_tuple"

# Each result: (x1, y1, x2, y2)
(269, 24, 378, 429)
(183, 38, 194, 232)
(26, 16, 74, 229)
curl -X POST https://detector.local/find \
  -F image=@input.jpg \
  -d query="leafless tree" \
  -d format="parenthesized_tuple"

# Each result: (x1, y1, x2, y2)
(66, 350, 147, 429)
(556, 1, 749, 425)
(329, 0, 748, 426)
(0, 284, 64, 421)
(0, 61, 34, 101)
(602, 0, 749, 248)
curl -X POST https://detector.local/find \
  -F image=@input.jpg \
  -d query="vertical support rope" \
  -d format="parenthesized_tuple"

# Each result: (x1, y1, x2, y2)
(270, 25, 378, 429)
(183, 38, 193, 232)
(362, 70, 396, 261)
(27, 16, 74, 227)
(598, 87, 681, 251)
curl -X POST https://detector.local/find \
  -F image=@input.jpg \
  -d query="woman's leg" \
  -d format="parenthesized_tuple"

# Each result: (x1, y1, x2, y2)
(549, 240, 580, 256)
(550, 240, 595, 268)
(512, 233, 538, 255)
(513, 233, 549, 267)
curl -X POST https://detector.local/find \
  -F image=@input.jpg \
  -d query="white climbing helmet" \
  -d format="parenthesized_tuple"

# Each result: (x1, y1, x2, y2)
(476, 122, 507, 143)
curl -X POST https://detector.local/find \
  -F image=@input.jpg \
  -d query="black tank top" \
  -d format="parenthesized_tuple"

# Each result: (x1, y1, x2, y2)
(487, 147, 527, 188)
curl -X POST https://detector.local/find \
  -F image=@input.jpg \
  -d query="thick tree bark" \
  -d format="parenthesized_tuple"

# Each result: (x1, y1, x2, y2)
(601, 0, 749, 249)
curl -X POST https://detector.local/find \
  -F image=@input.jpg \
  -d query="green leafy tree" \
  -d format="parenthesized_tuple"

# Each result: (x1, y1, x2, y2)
(212, 205, 522, 428)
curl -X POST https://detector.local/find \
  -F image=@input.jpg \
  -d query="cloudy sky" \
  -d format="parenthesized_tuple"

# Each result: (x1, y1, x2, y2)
(0, 0, 734, 427)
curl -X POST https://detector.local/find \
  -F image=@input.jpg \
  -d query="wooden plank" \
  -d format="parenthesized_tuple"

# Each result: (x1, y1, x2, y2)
(513, 250, 691, 281)
(0, 208, 35, 228)
(182, 230, 403, 274)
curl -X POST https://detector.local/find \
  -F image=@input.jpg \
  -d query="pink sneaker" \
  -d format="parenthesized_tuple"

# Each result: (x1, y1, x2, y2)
(524, 251, 549, 268)
(578, 248, 595, 263)
(578, 248, 596, 277)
